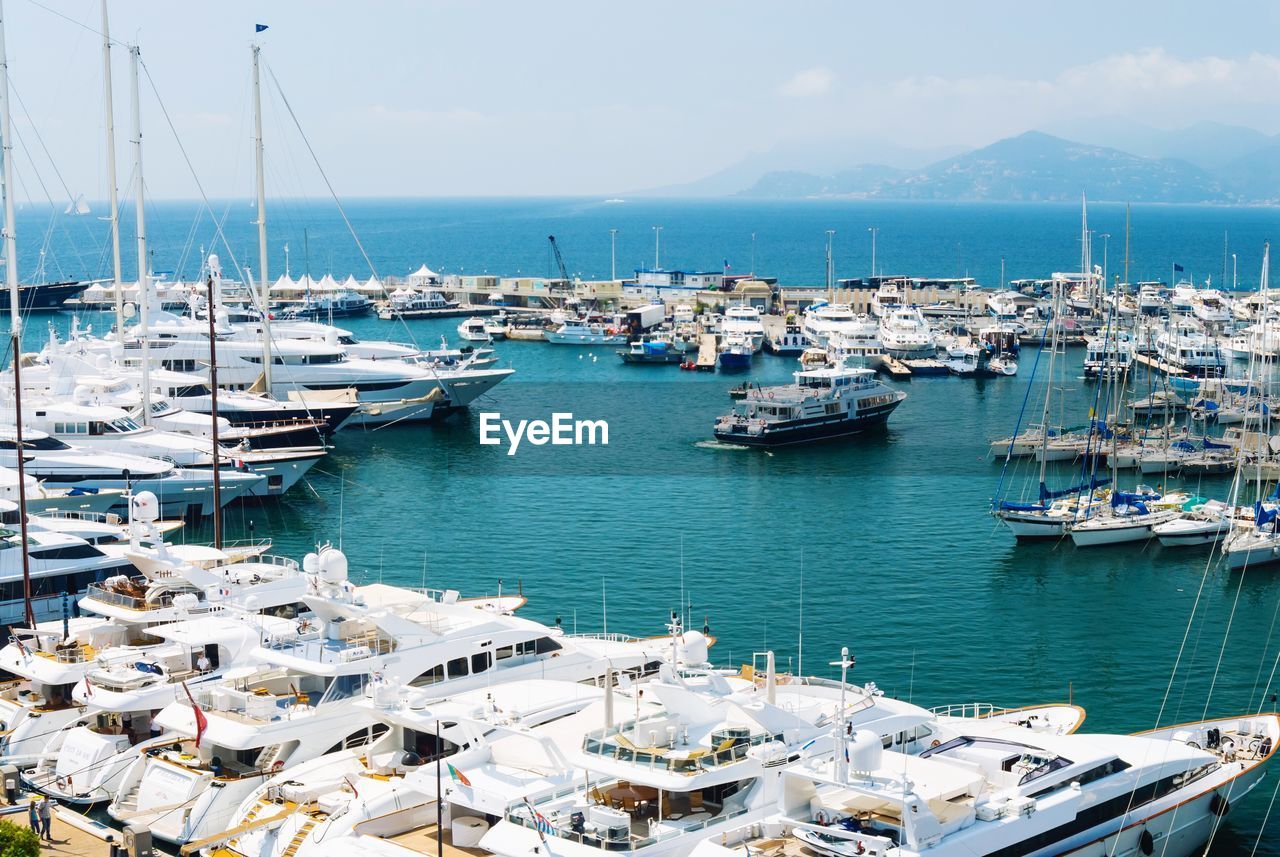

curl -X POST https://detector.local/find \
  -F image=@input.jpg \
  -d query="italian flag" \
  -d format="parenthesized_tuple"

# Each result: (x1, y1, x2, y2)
(447, 762, 471, 787)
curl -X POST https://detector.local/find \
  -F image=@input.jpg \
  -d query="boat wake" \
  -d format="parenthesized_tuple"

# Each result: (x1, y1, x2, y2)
(694, 440, 750, 451)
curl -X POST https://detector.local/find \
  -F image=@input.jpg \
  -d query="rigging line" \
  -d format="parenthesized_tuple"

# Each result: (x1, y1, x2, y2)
(9, 123, 84, 277)
(136, 57, 247, 286)
(1247, 581, 1280, 710)
(1248, 773, 1280, 857)
(22, 0, 118, 44)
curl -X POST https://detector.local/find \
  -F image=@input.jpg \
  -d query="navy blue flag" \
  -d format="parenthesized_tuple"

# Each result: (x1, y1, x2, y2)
(1173, 263, 1184, 272)
(255, 24, 269, 33)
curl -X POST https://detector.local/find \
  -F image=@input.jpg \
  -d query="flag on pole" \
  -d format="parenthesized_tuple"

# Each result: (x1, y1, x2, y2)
(83, 675, 93, 698)
(522, 798, 551, 842)
(255, 24, 269, 33)
(181, 682, 208, 749)
(1174, 263, 1185, 273)
(447, 762, 471, 787)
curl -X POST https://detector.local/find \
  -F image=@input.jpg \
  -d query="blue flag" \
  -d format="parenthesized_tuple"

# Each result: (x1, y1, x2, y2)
(255, 24, 269, 33)
(1173, 263, 1184, 272)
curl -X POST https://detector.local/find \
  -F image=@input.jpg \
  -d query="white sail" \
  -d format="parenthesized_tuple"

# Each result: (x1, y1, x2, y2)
(64, 193, 90, 215)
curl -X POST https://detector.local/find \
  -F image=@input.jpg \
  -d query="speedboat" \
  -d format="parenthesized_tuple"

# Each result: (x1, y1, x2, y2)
(458, 317, 493, 342)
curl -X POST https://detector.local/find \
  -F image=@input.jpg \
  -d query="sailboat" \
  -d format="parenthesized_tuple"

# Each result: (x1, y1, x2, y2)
(62, 193, 90, 216)
(1221, 244, 1280, 569)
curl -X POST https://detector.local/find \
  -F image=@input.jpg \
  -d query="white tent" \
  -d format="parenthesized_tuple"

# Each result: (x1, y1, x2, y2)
(341, 275, 362, 292)
(270, 274, 298, 293)
(362, 275, 385, 294)
(408, 264, 440, 285)
(315, 274, 340, 292)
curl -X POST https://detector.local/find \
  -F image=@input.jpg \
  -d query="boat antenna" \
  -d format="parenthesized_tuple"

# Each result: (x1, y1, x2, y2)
(0, 0, 32, 628)
(100, 0, 124, 343)
(679, 532, 686, 631)
(797, 547, 804, 676)
(206, 273, 222, 550)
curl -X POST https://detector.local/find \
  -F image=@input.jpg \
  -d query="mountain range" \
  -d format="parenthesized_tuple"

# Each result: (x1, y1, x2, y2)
(647, 122, 1280, 203)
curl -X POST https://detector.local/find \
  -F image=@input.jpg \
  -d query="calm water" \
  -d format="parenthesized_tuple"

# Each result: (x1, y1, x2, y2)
(20, 198, 1280, 851)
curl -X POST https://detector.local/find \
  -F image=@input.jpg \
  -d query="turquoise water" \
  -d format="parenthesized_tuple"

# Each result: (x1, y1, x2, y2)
(21, 198, 1280, 850)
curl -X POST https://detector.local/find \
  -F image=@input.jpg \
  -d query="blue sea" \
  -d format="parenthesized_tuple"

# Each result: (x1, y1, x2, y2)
(17, 197, 1280, 851)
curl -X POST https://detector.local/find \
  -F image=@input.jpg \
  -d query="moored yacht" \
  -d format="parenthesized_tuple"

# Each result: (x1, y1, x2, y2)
(878, 308, 935, 359)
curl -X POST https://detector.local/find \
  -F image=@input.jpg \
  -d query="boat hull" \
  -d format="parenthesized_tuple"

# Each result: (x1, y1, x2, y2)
(717, 351, 752, 371)
(714, 402, 900, 447)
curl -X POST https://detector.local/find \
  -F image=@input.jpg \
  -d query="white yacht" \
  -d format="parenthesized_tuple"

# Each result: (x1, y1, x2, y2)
(0, 428, 262, 518)
(1082, 333, 1134, 379)
(458, 317, 496, 342)
(721, 305, 766, 352)
(545, 318, 626, 346)
(1192, 288, 1231, 325)
(700, 713, 1278, 857)
(1155, 320, 1225, 377)
(802, 303, 872, 348)
(108, 546, 679, 847)
(869, 281, 903, 318)
(877, 308, 935, 359)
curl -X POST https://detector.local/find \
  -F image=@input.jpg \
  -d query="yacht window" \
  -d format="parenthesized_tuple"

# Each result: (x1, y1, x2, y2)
(304, 353, 342, 365)
(54, 422, 90, 435)
(0, 436, 70, 451)
(30, 544, 106, 560)
(412, 665, 444, 685)
(517, 640, 536, 656)
(495, 646, 514, 661)
(338, 335, 358, 345)
(534, 637, 563, 654)
(447, 657, 468, 678)
(471, 651, 492, 674)
(108, 417, 142, 433)
(323, 723, 390, 756)
(404, 724, 460, 762)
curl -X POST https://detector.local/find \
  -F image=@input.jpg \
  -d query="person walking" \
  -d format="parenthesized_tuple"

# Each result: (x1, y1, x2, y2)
(38, 795, 52, 841)
(25, 799, 37, 836)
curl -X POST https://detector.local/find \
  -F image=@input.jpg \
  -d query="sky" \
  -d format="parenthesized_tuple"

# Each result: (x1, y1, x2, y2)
(4, 0, 1280, 199)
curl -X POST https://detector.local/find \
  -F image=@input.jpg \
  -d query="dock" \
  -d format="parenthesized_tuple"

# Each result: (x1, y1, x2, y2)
(376, 303, 501, 321)
(1133, 352, 1187, 376)
(695, 334, 718, 371)
(876, 355, 914, 378)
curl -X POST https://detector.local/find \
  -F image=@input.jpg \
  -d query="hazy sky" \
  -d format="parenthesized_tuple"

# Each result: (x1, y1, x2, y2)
(5, 0, 1280, 199)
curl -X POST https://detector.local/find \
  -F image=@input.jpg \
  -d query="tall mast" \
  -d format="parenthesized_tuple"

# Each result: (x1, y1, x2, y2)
(205, 274, 222, 549)
(252, 43, 272, 392)
(129, 45, 151, 424)
(0, 0, 34, 628)
(101, 1, 124, 341)
(1035, 278, 1062, 497)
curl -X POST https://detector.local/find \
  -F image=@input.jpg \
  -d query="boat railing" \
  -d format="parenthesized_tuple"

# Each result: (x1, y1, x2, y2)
(565, 632, 643, 643)
(581, 728, 782, 773)
(929, 702, 1018, 720)
(507, 802, 748, 850)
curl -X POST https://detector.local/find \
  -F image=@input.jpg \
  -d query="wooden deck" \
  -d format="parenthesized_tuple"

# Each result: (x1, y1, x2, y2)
(388, 822, 489, 857)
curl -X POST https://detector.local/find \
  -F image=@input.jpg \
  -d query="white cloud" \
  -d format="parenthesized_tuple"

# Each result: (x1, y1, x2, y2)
(778, 67, 833, 98)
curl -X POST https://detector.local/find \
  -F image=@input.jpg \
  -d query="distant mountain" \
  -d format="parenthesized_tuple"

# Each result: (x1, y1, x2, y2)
(871, 131, 1229, 203)
(1044, 119, 1275, 173)
(738, 164, 906, 198)
(1217, 139, 1280, 201)
(630, 137, 964, 197)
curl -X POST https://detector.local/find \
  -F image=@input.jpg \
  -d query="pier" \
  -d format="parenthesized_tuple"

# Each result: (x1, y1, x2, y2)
(695, 334, 718, 370)
(1133, 352, 1188, 376)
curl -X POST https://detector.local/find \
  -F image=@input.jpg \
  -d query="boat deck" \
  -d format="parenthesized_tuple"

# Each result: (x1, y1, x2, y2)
(737, 834, 827, 857)
(388, 822, 489, 857)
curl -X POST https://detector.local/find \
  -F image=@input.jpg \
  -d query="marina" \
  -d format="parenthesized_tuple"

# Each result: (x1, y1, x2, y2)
(0, 2, 1269, 856)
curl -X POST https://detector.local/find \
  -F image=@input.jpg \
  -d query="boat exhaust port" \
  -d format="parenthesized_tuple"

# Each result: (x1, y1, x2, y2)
(478, 412, 609, 456)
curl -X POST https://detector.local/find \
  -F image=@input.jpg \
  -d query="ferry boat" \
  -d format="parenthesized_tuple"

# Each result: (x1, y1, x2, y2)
(713, 364, 906, 446)
(277, 291, 372, 320)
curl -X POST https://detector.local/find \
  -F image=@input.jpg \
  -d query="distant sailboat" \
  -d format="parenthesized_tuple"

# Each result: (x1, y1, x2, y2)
(64, 193, 90, 215)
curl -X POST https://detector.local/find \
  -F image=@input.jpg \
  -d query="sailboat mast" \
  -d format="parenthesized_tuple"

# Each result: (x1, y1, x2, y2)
(1035, 279, 1061, 493)
(206, 275, 222, 550)
(252, 43, 272, 391)
(129, 45, 152, 424)
(101, 1, 124, 341)
(0, 0, 34, 628)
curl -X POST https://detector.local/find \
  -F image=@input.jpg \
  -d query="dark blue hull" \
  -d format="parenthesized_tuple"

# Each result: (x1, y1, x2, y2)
(715, 401, 902, 447)
(718, 352, 752, 371)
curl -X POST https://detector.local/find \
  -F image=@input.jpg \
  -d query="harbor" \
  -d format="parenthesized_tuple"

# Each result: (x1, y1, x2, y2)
(0, 1, 1271, 856)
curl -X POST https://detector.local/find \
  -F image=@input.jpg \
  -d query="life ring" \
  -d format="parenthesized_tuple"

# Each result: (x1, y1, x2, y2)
(1138, 829, 1155, 855)
(1210, 793, 1230, 817)
(813, 810, 828, 825)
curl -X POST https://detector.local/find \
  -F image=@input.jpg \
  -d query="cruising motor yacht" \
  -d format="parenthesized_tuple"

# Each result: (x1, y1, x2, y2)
(1137, 283, 1167, 316)
(802, 303, 873, 348)
(721, 305, 765, 352)
(457, 317, 503, 342)
(869, 281, 903, 318)
(1082, 333, 1134, 379)
(714, 364, 906, 447)
(698, 713, 1277, 857)
(1192, 289, 1232, 325)
(481, 656, 1081, 857)
(24, 610, 303, 803)
(877, 308, 935, 359)
(766, 320, 808, 355)
(0, 428, 262, 518)
(109, 546, 677, 847)
(619, 339, 684, 365)
(277, 291, 372, 320)
(1155, 320, 1225, 377)
(378, 289, 458, 318)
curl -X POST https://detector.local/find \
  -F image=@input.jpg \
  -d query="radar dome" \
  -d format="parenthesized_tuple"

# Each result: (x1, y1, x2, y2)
(676, 630, 709, 666)
(131, 491, 159, 523)
(172, 593, 200, 613)
(847, 730, 883, 773)
(123, 302, 137, 319)
(318, 546, 348, 584)
(302, 552, 320, 575)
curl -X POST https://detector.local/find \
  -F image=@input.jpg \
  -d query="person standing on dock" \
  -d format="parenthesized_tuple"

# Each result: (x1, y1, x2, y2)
(25, 800, 37, 836)
(38, 795, 52, 841)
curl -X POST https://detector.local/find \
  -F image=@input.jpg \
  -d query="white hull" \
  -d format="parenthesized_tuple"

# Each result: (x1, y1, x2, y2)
(1070, 511, 1179, 546)
(1156, 524, 1231, 547)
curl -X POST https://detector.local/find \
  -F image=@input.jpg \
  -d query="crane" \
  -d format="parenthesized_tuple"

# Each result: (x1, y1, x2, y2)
(548, 235, 571, 283)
